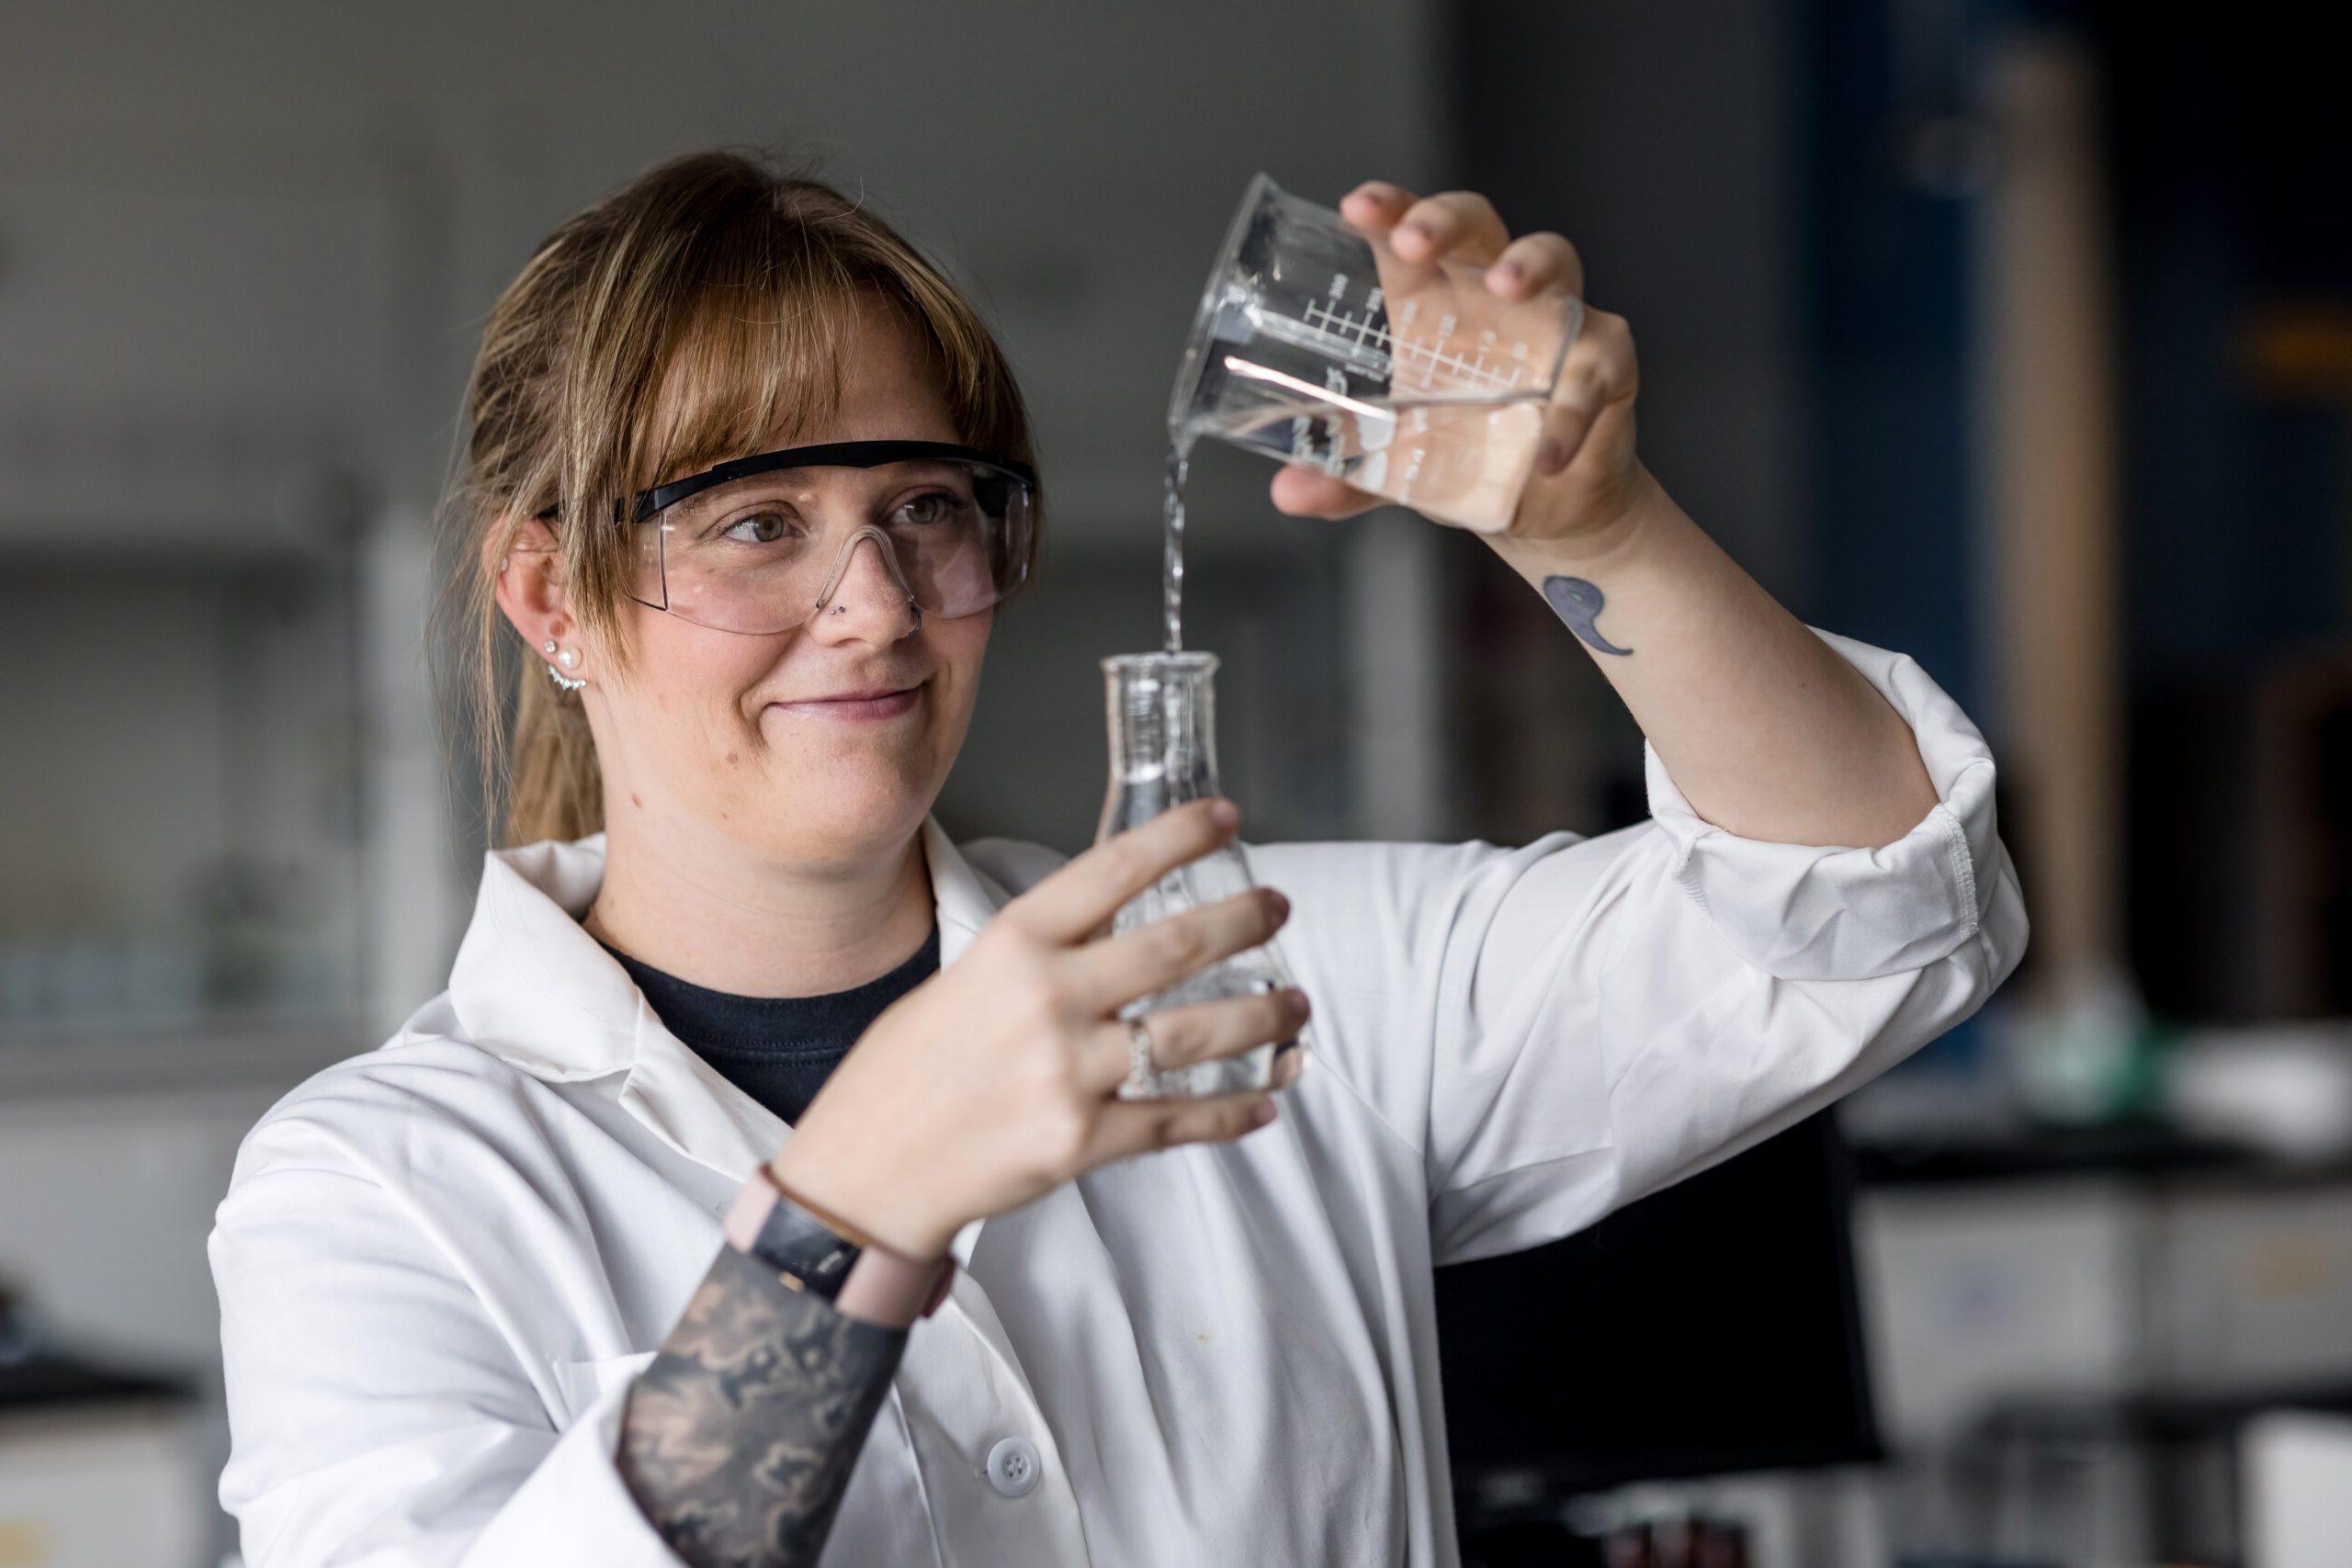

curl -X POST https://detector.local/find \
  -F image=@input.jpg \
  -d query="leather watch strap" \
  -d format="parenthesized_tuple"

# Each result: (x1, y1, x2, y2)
(724, 1165, 955, 1328)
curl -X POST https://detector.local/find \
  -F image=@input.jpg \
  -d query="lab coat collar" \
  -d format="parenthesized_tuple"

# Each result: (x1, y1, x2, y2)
(447, 815, 1011, 1269)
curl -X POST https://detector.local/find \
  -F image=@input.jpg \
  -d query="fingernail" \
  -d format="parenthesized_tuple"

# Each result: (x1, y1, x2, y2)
(1209, 798, 1239, 829)
(1401, 219, 1435, 243)
(1268, 889, 1290, 919)
(1250, 1099, 1279, 1127)
(1494, 259, 1525, 283)
(1535, 436, 1568, 474)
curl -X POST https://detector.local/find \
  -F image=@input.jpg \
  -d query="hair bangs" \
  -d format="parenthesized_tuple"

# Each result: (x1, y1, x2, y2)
(635, 255, 867, 496)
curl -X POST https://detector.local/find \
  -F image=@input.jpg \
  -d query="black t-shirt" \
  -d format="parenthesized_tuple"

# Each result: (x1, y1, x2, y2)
(598, 920, 941, 1128)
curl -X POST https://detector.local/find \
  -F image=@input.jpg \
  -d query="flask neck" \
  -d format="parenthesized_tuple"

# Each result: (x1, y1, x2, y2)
(1101, 653, 1222, 814)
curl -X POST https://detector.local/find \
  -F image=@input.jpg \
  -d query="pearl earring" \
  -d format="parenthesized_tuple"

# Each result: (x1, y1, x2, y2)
(540, 638, 585, 693)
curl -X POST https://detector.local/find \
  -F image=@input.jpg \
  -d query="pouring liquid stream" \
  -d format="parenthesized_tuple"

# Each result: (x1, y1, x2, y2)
(1163, 437, 1193, 654)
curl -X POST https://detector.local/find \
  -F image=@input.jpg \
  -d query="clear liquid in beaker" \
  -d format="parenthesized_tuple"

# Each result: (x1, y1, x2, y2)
(1165, 173, 1578, 562)
(1188, 385, 1552, 533)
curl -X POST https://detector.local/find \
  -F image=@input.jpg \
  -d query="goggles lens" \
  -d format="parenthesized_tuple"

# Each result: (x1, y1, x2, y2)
(629, 449, 1033, 635)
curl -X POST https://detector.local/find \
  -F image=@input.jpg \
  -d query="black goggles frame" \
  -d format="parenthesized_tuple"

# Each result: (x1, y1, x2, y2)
(533, 439, 1039, 525)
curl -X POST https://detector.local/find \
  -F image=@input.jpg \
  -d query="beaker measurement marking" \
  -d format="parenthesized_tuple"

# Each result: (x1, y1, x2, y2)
(1296, 299, 1524, 395)
(1301, 299, 1381, 350)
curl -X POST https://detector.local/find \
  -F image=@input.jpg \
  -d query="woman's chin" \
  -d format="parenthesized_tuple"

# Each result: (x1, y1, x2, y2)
(729, 775, 936, 862)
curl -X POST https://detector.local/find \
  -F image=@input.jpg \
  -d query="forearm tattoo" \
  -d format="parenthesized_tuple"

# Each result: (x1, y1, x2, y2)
(618, 1245, 909, 1567)
(1542, 575, 1634, 656)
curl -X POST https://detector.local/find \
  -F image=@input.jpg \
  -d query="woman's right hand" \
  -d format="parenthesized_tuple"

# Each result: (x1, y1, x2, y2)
(766, 797, 1309, 1263)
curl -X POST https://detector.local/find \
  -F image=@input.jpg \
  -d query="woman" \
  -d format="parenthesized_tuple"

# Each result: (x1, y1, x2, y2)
(210, 150, 2025, 1567)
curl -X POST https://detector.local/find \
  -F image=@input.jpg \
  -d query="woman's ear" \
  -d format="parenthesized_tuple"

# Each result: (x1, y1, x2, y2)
(492, 515, 577, 664)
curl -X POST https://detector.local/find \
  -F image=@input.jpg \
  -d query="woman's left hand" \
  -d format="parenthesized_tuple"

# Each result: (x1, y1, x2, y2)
(1268, 181, 1650, 547)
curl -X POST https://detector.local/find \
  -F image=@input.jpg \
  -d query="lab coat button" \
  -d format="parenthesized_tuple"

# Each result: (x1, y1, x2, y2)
(985, 1435, 1041, 1497)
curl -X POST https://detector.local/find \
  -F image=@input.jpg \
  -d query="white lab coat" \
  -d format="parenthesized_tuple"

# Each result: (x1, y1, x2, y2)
(210, 628, 2026, 1567)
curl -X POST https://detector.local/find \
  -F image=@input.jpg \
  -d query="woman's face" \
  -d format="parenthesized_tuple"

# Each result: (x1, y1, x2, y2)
(582, 298, 994, 874)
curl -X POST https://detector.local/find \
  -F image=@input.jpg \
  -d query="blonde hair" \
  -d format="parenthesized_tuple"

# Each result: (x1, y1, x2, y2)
(435, 147, 1044, 847)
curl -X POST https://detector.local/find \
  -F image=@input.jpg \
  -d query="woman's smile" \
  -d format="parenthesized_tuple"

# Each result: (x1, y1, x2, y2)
(770, 682, 923, 721)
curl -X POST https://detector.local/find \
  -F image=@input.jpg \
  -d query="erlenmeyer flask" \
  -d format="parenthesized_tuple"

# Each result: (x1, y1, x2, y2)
(1096, 651, 1306, 1099)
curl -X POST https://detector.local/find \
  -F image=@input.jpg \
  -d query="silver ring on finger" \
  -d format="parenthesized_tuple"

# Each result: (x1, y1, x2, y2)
(1125, 1016, 1162, 1097)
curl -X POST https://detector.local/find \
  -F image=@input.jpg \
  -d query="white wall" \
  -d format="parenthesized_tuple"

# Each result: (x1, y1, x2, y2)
(0, 6, 1453, 1560)
(0, 0, 1452, 530)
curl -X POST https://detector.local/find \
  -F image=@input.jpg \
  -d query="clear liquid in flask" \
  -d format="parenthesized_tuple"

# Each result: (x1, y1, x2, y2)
(1095, 650, 1305, 1099)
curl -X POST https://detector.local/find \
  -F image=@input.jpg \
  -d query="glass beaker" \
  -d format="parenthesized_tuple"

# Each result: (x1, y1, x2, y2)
(1169, 172, 1584, 535)
(1095, 651, 1306, 1099)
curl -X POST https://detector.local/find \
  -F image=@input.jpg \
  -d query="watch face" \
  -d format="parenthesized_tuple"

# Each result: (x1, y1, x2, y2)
(749, 1198, 862, 1302)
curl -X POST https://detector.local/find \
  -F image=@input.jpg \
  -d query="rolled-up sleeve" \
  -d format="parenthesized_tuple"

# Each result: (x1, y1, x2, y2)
(209, 1131, 686, 1568)
(1261, 629, 2026, 1269)
(1427, 627, 2026, 1264)
(1640, 626, 2003, 982)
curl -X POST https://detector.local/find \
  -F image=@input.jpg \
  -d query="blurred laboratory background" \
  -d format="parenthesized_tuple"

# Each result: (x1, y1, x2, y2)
(3, 1, 2348, 1564)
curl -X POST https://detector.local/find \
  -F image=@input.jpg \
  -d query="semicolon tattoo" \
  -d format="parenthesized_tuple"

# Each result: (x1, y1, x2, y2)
(1542, 575, 1634, 656)
(618, 1244, 910, 1567)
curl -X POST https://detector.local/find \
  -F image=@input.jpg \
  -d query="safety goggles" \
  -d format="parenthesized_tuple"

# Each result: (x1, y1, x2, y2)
(560, 439, 1036, 637)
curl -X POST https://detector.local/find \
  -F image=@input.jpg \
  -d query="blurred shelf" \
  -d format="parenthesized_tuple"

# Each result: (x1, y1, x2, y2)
(1851, 1116, 2263, 1187)
(0, 1012, 368, 1099)
(0, 1356, 192, 1418)
(0, 487, 366, 565)
(1981, 1381, 2352, 1446)
(1851, 1116, 2352, 1197)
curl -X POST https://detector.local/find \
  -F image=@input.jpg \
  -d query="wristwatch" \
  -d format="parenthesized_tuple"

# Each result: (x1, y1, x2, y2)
(723, 1163, 956, 1329)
